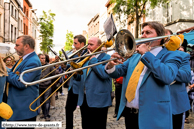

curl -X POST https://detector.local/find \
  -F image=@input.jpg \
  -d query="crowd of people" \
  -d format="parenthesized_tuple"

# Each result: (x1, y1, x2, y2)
(0, 21, 194, 129)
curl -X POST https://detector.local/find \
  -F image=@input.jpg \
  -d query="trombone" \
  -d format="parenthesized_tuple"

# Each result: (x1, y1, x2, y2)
(3, 52, 17, 66)
(20, 29, 176, 86)
(26, 39, 113, 112)
(19, 29, 177, 112)
(29, 44, 88, 111)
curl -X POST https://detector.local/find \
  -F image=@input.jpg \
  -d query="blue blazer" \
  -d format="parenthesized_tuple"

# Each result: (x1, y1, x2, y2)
(68, 49, 88, 94)
(108, 47, 182, 129)
(6, 52, 41, 120)
(170, 50, 191, 115)
(0, 76, 6, 129)
(0, 76, 6, 103)
(77, 53, 112, 107)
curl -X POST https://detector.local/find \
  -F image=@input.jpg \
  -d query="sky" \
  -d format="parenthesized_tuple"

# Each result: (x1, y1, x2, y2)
(30, 0, 107, 54)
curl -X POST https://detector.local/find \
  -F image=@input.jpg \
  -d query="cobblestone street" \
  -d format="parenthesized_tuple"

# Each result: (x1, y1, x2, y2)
(35, 87, 194, 129)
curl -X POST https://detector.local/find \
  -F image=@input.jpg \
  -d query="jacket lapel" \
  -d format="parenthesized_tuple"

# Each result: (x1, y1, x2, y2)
(86, 53, 106, 78)
(12, 52, 36, 72)
(140, 47, 167, 86)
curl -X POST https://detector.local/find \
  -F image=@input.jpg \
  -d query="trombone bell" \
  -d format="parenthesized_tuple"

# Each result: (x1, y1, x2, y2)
(115, 29, 136, 58)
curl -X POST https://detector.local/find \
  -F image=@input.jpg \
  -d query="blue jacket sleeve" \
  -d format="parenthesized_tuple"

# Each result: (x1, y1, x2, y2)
(175, 53, 192, 83)
(141, 51, 182, 85)
(88, 55, 111, 79)
(108, 59, 129, 79)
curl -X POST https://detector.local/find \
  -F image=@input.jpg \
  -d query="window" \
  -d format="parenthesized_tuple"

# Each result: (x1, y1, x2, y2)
(26, 26, 28, 34)
(18, 18, 20, 30)
(15, 9, 17, 19)
(11, 5, 13, 16)
(14, 27, 16, 42)
(23, 23, 25, 34)
(21, 20, 23, 32)
(26, 10, 28, 17)
(11, 25, 13, 42)
(24, 6, 26, 14)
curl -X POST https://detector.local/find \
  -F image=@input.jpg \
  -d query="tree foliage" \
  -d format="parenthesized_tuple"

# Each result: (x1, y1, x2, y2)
(39, 10, 56, 54)
(111, 0, 170, 38)
(64, 30, 74, 51)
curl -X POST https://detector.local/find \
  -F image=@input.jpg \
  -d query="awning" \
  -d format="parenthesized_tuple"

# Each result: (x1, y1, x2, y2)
(183, 30, 194, 46)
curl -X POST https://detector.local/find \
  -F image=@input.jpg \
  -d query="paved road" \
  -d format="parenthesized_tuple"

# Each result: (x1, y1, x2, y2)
(36, 87, 194, 129)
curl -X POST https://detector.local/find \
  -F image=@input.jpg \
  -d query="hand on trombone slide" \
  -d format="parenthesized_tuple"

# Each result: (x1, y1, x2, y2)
(136, 43, 151, 55)
(106, 52, 125, 69)
(88, 49, 96, 60)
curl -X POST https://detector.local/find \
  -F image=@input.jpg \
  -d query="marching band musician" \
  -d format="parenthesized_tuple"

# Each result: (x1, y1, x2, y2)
(165, 29, 191, 129)
(0, 55, 13, 129)
(105, 21, 184, 129)
(4, 35, 41, 129)
(75, 37, 112, 129)
(65, 35, 87, 129)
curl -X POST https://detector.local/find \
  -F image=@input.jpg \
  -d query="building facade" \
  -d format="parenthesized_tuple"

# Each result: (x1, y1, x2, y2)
(4, 0, 22, 43)
(87, 13, 100, 39)
(146, 0, 194, 33)
(3, 0, 40, 54)
(23, 0, 32, 35)
(0, 0, 4, 42)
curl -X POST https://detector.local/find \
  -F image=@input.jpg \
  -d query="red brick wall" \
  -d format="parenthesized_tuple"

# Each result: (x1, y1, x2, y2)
(23, 0, 29, 35)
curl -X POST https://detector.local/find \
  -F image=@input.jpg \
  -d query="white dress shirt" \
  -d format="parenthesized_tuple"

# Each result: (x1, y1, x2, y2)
(106, 46, 163, 109)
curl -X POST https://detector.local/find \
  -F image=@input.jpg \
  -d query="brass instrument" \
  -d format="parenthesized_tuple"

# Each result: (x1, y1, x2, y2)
(3, 52, 16, 66)
(20, 29, 175, 86)
(19, 29, 177, 112)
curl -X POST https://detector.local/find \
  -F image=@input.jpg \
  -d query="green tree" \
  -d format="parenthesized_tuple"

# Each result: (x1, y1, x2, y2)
(39, 10, 56, 54)
(111, 0, 170, 38)
(64, 30, 74, 51)
(59, 50, 62, 57)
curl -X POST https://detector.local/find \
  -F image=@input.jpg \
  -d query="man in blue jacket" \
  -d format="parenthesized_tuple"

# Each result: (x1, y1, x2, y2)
(76, 37, 112, 129)
(105, 21, 183, 129)
(5, 35, 41, 128)
(65, 35, 87, 129)
(166, 29, 191, 129)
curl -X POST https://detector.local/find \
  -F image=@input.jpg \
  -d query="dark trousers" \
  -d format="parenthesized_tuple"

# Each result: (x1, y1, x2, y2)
(39, 87, 51, 118)
(65, 88, 78, 129)
(7, 116, 36, 129)
(123, 107, 139, 129)
(114, 83, 122, 114)
(80, 94, 108, 129)
(172, 113, 183, 129)
(185, 92, 193, 119)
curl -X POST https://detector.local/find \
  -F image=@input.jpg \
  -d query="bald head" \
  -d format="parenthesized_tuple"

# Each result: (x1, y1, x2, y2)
(87, 37, 102, 52)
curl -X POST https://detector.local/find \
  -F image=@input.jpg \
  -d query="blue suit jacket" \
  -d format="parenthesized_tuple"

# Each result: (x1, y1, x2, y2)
(0, 76, 6, 129)
(77, 53, 112, 107)
(108, 47, 182, 129)
(68, 49, 88, 94)
(170, 50, 191, 115)
(6, 52, 41, 120)
(0, 76, 6, 103)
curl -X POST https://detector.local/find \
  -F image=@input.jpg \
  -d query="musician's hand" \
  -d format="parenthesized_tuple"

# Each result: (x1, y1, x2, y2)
(106, 52, 124, 69)
(189, 84, 194, 89)
(88, 49, 96, 60)
(136, 44, 151, 55)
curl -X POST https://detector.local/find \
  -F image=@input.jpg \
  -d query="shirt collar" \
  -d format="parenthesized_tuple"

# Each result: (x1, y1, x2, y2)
(22, 51, 34, 60)
(149, 46, 163, 56)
